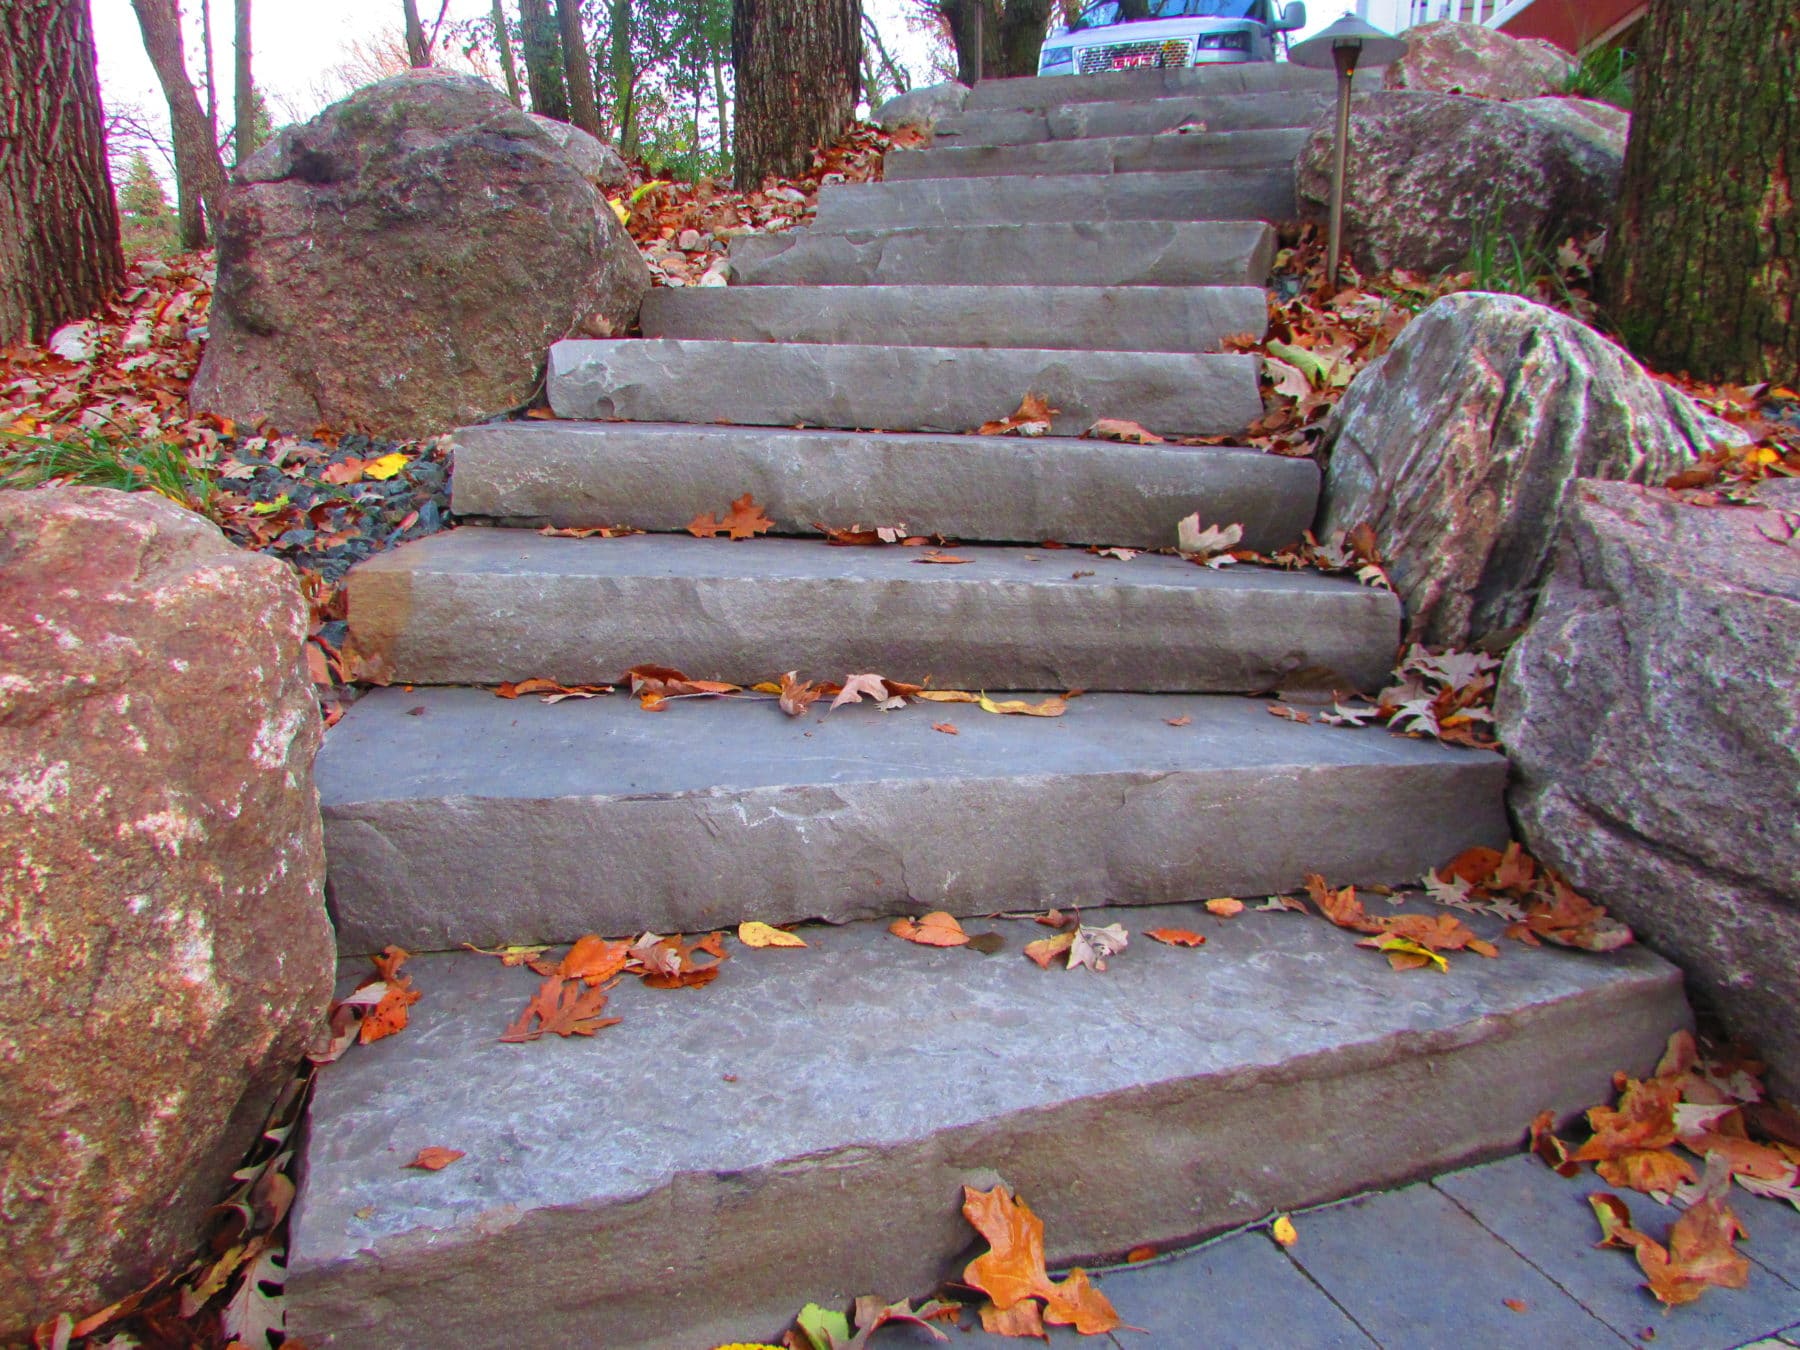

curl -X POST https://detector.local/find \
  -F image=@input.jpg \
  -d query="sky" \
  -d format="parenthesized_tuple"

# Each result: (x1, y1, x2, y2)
(89, 0, 1348, 173)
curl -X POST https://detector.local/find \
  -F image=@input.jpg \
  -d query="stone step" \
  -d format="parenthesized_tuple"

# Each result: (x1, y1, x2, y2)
(318, 687, 1504, 953)
(812, 169, 1296, 231)
(639, 284, 1267, 353)
(546, 339, 1264, 438)
(885, 126, 1310, 180)
(450, 421, 1317, 552)
(342, 530, 1400, 694)
(727, 220, 1275, 288)
(933, 90, 1334, 147)
(287, 897, 1685, 1348)
(961, 62, 1344, 112)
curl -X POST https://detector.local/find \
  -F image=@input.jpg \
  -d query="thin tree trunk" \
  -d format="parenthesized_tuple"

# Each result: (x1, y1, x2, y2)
(711, 53, 731, 162)
(130, 0, 228, 250)
(199, 0, 217, 134)
(553, 0, 603, 137)
(491, 0, 523, 107)
(402, 0, 429, 65)
(609, 0, 636, 153)
(936, 0, 1053, 84)
(1607, 0, 1799, 385)
(862, 11, 911, 100)
(518, 0, 570, 120)
(233, 0, 257, 163)
(0, 0, 125, 344)
(732, 0, 861, 188)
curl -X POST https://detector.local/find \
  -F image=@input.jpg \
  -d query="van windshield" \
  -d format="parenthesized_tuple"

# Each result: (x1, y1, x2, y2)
(1068, 0, 1258, 30)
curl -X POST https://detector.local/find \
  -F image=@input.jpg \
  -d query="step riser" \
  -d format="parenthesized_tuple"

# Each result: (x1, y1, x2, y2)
(962, 62, 1344, 111)
(813, 170, 1297, 231)
(344, 533, 1400, 695)
(288, 918, 1685, 1349)
(546, 340, 1264, 438)
(450, 423, 1317, 551)
(727, 221, 1276, 288)
(639, 285, 1268, 353)
(934, 91, 1334, 146)
(885, 127, 1310, 180)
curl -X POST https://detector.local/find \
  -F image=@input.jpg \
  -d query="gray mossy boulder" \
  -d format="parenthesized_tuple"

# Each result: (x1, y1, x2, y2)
(192, 69, 650, 440)
(530, 114, 631, 190)
(1297, 90, 1621, 275)
(0, 488, 335, 1335)
(1318, 293, 1732, 649)
(875, 82, 972, 136)
(1498, 481, 1800, 1095)
(1384, 21, 1574, 101)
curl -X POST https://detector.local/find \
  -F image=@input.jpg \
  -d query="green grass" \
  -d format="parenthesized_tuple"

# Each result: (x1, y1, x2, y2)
(1561, 45, 1634, 110)
(0, 429, 218, 516)
(1457, 196, 1590, 312)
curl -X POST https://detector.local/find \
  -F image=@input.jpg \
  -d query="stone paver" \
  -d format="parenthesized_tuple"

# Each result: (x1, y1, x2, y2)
(1437, 1154, 1800, 1350)
(932, 90, 1335, 146)
(884, 126, 1310, 180)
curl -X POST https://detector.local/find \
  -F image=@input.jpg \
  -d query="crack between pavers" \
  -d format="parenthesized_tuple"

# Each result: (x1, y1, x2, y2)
(1431, 1181, 1638, 1348)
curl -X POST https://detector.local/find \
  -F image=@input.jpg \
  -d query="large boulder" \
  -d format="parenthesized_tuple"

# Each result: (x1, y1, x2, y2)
(1297, 90, 1621, 274)
(1318, 293, 1729, 648)
(530, 114, 630, 190)
(0, 488, 335, 1333)
(874, 81, 971, 136)
(1383, 21, 1574, 101)
(1498, 482, 1800, 1095)
(191, 69, 650, 440)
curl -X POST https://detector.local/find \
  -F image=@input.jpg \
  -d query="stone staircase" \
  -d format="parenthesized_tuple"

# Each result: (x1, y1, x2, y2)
(289, 64, 1687, 1349)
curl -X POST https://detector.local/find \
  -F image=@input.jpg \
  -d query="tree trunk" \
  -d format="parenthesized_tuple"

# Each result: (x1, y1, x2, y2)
(553, 0, 603, 136)
(938, 0, 1053, 84)
(199, 0, 217, 133)
(711, 53, 731, 161)
(1607, 0, 1798, 385)
(0, 0, 125, 344)
(402, 0, 429, 65)
(732, 0, 861, 189)
(233, 0, 257, 163)
(491, 0, 523, 107)
(609, 0, 637, 153)
(518, 0, 569, 120)
(130, 0, 227, 249)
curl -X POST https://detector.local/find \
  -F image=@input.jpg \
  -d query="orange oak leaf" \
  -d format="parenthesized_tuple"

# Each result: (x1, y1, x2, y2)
(405, 1146, 464, 1171)
(558, 934, 631, 986)
(1146, 928, 1207, 947)
(1572, 1075, 1682, 1162)
(359, 945, 420, 1044)
(890, 912, 971, 947)
(1596, 1149, 1698, 1195)
(718, 492, 774, 540)
(961, 1186, 1120, 1335)
(499, 975, 621, 1042)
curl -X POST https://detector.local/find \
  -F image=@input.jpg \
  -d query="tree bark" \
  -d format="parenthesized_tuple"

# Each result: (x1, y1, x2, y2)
(402, 0, 429, 65)
(609, 0, 637, 153)
(936, 0, 1054, 84)
(732, 0, 861, 188)
(711, 53, 731, 161)
(130, 0, 227, 249)
(1607, 0, 1798, 385)
(233, 0, 258, 163)
(553, 0, 603, 137)
(0, 0, 125, 344)
(199, 0, 217, 132)
(491, 0, 523, 107)
(518, 0, 570, 120)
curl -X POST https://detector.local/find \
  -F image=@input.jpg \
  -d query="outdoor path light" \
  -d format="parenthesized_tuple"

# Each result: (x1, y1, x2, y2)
(1289, 15, 1409, 288)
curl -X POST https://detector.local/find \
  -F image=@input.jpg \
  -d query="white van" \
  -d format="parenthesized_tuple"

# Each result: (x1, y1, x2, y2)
(1037, 0, 1308, 75)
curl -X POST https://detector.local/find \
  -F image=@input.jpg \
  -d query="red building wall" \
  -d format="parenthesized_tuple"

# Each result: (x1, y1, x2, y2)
(1500, 0, 1645, 52)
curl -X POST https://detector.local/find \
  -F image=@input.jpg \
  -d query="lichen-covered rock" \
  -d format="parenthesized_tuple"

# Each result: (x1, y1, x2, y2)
(874, 81, 971, 136)
(530, 114, 630, 190)
(1318, 293, 1727, 647)
(1513, 95, 1630, 156)
(1383, 21, 1574, 101)
(192, 69, 650, 439)
(1297, 90, 1621, 274)
(0, 488, 335, 1334)
(1498, 482, 1800, 1095)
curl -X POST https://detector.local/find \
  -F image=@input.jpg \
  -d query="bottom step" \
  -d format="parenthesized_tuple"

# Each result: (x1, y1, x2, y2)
(287, 907, 1687, 1349)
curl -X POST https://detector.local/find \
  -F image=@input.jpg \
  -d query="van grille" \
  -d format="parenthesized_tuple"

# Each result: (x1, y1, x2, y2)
(1077, 39, 1192, 74)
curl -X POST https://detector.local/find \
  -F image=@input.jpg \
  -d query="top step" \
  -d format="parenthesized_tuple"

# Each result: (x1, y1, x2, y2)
(961, 62, 1356, 112)
(933, 90, 1335, 147)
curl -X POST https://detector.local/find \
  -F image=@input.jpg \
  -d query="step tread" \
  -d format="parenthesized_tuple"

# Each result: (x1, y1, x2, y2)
(318, 687, 1503, 953)
(287, 903, 1685, 1349)
(638, 283, 1269, 353)
(448, 420, 1317, 552)
(933, 90, 1333, 146)
(545, 338, 1263, 437)
(885, 126, 1310, 179)
(961, 62, 1350, 111)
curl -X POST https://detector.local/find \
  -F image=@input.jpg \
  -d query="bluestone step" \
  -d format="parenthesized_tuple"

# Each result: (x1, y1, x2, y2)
(546, 338, 1263, 437)
(639, 284, 1267, 353)
(286, 903, 1685, 1348)
(960, 61, 1348, 111)
(932, 90, 1334, 147)
(813, 169, 1296, 231)
(343, 530, 1401, 693)
(450, 422, 1316, 550)
(727, 220, 1275, 287)
(884, 126, 1310, 180)
(318, 689, 1502, 952)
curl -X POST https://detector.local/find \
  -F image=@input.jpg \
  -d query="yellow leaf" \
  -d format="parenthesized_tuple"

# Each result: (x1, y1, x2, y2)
(978, 692, 1068, 718)
(1205, 897, 1245, 917)
(1272, 1215, 1298, 1247)
(738, 921, 806, 949)
(915, 689, 979, 703)
(1369, 935, 1449, 971)
(608, 197, 630, 224)
(362, 452, 408, 480)
(1751, 446, 1780, 465)
(750, 681, 783, 694)
(250, 494, 289, 515)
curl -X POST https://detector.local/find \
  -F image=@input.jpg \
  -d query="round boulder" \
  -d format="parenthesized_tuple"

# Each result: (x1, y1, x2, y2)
(530, 114, 631, 190)
(874, 81, 972, 136)
(0, 488, 335, 1334)
(191, 69, 651, 440)
(1383, 21, 1574, 101)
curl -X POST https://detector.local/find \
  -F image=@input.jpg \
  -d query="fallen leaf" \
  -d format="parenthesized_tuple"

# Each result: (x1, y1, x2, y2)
(1146, 928, 1206, 947)
(889, 912, 971, 947)
(405, 1146, 464, 1171)
(359, 945, 420, 1043)
(362, 451, 408, 480)
(1084, 417, 1164, 444)
(978, 693, 1067, 718)
(687, 510, 724, 538)
(557, 934, 632, 984)
(1125, 1246, 1156, 1264)
(537, 523, 639, 538)
(1164, 715, 1193, 726)
(1572, 1075, 1682, 1162)
(778, 670, 826, 716)
(1503, 1298, 1527, 1313)
(1176, 515, 1244, 558)
(739, 921, 807, 949)
(978, 392, 1058, 437)
(1272, 1215, 1298, 1247)
(1596, 1157, 1752, 1307)
(462, 942, 551, 967)
(915, 551, 971, 564)
(933, 722, 959, 734)
(1597, 1149, 1698, 1196)
(721, 491, 775, 540)
(832, 672, 904, 711)
(1092, 546, 1139, 560)
(1068, 923, 1129, 972)
(495, 676, 611, 703)
(1024, 930, 1075, 969)
(1360, 933, 1450, 972)
(978, 1300, 1046, 1338)
(1205, 898, 1245, 918)
(499, 975, 621, 1042)
(630, 931, 729, 988)
(961, 1186, 1120, 1334)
